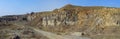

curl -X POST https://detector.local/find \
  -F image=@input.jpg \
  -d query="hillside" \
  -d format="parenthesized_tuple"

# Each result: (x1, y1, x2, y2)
(0, 4, 120, 39)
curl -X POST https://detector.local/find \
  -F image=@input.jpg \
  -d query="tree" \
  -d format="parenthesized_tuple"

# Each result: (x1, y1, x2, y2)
(13, 36, 20, 39)
(30, 12, 35, 15)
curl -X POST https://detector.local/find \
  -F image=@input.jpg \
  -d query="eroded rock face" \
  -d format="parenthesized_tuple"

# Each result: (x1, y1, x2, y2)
(29, 5, 120, 36)
(40, 11, 78, 26)
(0, 15, 28, 23)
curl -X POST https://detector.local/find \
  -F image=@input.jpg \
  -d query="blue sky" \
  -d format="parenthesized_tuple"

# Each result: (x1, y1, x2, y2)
(0, 0, 119, 16)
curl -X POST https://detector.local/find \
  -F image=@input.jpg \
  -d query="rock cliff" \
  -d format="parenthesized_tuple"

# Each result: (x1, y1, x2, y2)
(28, 4, 120, 35)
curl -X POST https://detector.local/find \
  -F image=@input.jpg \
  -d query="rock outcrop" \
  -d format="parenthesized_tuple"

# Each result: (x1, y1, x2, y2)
(28, 4, 120, 36)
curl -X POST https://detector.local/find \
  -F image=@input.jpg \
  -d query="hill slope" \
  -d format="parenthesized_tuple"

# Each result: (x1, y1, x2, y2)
(0, 4, 120, 39)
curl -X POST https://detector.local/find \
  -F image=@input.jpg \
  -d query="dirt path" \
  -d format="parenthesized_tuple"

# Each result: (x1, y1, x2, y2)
(14, 22, 91, 39)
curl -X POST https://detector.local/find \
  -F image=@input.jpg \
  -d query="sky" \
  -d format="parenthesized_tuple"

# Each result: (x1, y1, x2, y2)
(0, 0, 120, 16)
